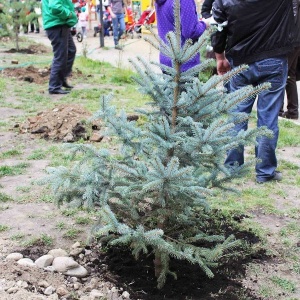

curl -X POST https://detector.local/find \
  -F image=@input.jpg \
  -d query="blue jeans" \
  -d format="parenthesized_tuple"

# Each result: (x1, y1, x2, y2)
(46, 25, 76, 92)
(112, 13, 125, 46)
(225, 56, 288, 181)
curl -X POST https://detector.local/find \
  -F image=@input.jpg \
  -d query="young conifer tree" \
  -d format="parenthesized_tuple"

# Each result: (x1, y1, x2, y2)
(3, 0, 36, 50)
(43, 0, 271, 288)
(0, 1, 10, 37)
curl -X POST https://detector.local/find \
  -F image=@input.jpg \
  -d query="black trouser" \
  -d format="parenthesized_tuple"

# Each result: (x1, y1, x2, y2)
(46, 25, 76, 92)
(30, 18, 40, 32)
(281, 46, 300, 117)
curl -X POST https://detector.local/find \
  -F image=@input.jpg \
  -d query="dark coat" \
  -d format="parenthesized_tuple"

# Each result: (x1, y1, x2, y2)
(201, 0, 214, 19)
(212, 0, 294, 67)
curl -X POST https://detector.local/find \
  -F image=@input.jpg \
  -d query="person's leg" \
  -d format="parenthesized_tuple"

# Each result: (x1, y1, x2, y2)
(46, 26, 69, 92)
(64, 29, 76, 82)
(112, 16, 119, 46)
(255, 56, 288, 182)
(224, 67, 256, 167)
(285, 47, 300, 119)
(82, 26, 86, 37)
(35, 18, 40, 33)
(117, 13, 125, 40)
(23, 23, 28, 34)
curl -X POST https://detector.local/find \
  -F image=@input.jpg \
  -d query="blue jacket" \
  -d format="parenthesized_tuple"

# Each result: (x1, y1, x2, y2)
(155, 0, 207, 71)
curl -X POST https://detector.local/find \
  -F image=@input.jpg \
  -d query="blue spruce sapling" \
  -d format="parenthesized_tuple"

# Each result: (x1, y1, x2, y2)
(43, 0, 271, 288)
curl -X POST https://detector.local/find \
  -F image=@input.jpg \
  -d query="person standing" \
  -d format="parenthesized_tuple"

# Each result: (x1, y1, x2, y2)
(78, 6, 88, 38)
(155, 0, 210, 72)
(279, 0, 300, 120)
(42, 0, 78, 94)
(211, 0, 294, 183)
(107, 0, 126, 50)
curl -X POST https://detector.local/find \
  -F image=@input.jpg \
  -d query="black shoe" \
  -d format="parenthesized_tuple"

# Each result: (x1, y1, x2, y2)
(49, 89, 70, 95)
(62, 81, 74, 89)
(256, 171, 282, 184)
(282, 111, 298, 120)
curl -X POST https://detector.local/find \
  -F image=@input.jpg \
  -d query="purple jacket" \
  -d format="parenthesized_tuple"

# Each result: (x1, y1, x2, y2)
(155, 0, 207, 71)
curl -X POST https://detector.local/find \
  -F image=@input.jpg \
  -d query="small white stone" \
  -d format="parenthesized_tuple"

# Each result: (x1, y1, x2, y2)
(48, 249, 68, 258)
(16, 280, 28, 288)
(52, 257, 79, 273)
(70, 248, 83, 256)
(64, 265, 88, 278)
(73, 283, 81, 290)
(122, 291, 130, 299)
(56, 285, 69, 296)
(38, 280, 50, 288)
(44, 285, 56, 295)
(71, 241, 81, 249)
(90, 289, 105, 299)
(35, 255, 54, 268)
(6, 253, 23, 261)
(70, 277, 78, 283)
(7, 287, 19, 294)
(44, 266, 56, 272)
(17, 258, 36, 267)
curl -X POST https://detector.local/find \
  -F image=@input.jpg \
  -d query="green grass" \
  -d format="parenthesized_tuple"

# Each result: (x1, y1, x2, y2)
(75, 216, 91, 225)
(0, 149, 22, 158)
(279, 160, 300, 171)
(270, 276, 296, 293)
(55, 221, 66, 230)
(63, 228, 82, 239)
(292, 262, 300, 274)
(0, 224, 9, 232)
(61, 208, 78, 217)
(110, 68, 135, 84)
(27, 149, 47, 160)
(16, 186, 31, 193)
(38, 194, 54, 203)
(0, 162, 29, 177)
(22, 233, 54, 247)
(278, 120, 300, 147)
(11, 233, 26, 241)
(0, 192, 13, 202)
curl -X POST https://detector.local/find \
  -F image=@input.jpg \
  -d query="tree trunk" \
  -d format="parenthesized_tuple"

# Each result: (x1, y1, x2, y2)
(154, 252, 162, 278)
(15, 30, 19, 52)
(154, 221, 164, 278)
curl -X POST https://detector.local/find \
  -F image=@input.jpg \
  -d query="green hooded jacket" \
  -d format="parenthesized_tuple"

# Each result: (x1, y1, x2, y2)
(42, 0, 78, 30)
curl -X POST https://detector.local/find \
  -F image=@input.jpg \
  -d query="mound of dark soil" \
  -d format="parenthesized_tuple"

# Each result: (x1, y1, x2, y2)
(87, 218, 266, 300)
(5, 44, 50, 54)
(89, 244, 262, 300)
(2, 65, 50, 84)
(1, 64, 83, 85)
(20, 104, 102, 142)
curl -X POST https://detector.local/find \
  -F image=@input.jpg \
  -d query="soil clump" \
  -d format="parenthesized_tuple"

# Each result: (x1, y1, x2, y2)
(19, 104, 101, 142)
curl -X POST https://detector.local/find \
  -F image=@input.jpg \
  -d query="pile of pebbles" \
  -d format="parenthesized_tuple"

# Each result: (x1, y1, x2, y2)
(0, 242, 130, 300)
